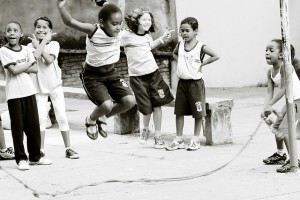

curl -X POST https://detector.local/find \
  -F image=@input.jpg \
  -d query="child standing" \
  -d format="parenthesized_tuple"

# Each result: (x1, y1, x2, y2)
(27, 16, 79, 159)
(57, 0, 136, 139)
(0, 116, 14, 160)
(262, 39, 300, 173)
(166, 17, 219, 151)
(122, 8, 174, 149)
(0, 22, 52, 170)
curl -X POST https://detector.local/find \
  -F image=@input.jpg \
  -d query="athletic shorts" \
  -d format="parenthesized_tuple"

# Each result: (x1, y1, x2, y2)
(130, 70, 174, 115)
(174, 78, 206, 118)
(80, 63, 133, 106)
(279, 99, 300, 134)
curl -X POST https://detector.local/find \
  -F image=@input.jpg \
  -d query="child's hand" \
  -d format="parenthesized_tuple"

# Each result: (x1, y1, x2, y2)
(162, 29, 175, 40)
(57, 0, 67, 8)
(28, 34, 39, 49)
(44, 31, 57, 43)
(263, 105, 272, 117)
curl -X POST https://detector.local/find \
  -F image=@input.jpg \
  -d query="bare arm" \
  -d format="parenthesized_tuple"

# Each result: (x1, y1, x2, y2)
(57, 0, 96, 36)
(201, 45, 220, 67)
(152, 30, 175, 49)
(24, 62, 38, 74)
(7, 62, 35, 75)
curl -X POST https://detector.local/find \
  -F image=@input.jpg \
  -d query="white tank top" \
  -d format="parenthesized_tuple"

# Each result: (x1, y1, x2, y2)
(271, 66, 300, 100)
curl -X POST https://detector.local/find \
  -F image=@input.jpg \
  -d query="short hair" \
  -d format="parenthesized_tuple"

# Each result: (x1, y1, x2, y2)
(271, 39, 295, 61)
(125, 8, 157, 34)
(180, 17, 198, 31)
(34, 16, 53, 29)
(4, 21, 23, 43)
(98, 3, 122, 22)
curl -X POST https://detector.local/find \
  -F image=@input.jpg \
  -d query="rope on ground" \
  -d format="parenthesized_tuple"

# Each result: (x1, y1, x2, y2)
(1, 119, 264, 198)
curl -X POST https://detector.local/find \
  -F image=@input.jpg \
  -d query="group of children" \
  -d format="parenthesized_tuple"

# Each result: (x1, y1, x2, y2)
(0, 0, 298, 174)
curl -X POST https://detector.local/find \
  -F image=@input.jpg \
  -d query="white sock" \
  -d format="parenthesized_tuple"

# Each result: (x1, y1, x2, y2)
(175, 136, 183, 141)
(66, 147, 70, 151)
(40, 149, 45, 153)
(277, 149, 284, 156)
(155, 131, 161, 137)
(87, 115, 96, 124)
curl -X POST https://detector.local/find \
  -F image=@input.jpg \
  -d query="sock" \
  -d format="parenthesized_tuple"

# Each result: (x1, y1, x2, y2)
(193, 136, 200, 141)
(40, 149, 45, 153)
(87, 115, 96, 124)
(175, 136, 183, 141)
(154, 131, 161, 137)
(277, 149, 284, 156)
(65, 147, 70, 151)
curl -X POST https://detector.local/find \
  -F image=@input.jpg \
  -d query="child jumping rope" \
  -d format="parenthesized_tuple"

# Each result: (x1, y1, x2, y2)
(57, 0, 135, 140)
(122, 8, 174, 149)
(0, 21, 52, 170)
(166, 17, 219, 151)
(262, 39, 300, 173)
(27, 16, 79, 159)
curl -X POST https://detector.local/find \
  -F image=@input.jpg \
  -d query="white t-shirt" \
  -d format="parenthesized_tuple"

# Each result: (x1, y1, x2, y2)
(175, 41, 204, 80)
(28, 41, 62, 94)
(0, 45, 36, 100)
(121, 30, 158, 76)
(85, 24, 122, 67)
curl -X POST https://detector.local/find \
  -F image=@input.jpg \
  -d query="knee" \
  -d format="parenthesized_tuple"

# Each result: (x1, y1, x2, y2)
(101, 100, 113, 114)
(121, 95, 136, 110)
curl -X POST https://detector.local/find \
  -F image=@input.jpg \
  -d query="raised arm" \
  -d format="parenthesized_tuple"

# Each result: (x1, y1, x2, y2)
(57, 0, 96, 36)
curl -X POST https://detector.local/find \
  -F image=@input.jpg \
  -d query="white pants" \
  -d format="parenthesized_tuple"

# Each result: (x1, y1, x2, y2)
(36, 86, 69, 132)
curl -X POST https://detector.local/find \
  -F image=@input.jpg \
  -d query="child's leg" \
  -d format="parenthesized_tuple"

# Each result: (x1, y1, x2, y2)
(176, 115, 184, 137)
(23, 95, 41, 162)
(8, 99, 29, 163)
(35, 94, 49, 150)
(105, 95, 136, 118)
(143, 114, 151, 130)
(0, 120, 6, 150)
(194, 117, 202, 137)
(153, 107, 162, 136)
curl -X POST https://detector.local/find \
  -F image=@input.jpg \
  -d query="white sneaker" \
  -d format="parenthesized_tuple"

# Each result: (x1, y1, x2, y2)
(187, 139, 201, 151)
(166, 138, 185, 151)
(154, 136, 166, 149)
(138, 128, 150, 144)
(18, 160, 29, 171)
(29, 157, 52, 165)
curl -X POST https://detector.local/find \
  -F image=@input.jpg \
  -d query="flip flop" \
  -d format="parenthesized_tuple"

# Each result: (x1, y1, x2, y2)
(96, 120, 108, 138)
(85, 117, 98, 140)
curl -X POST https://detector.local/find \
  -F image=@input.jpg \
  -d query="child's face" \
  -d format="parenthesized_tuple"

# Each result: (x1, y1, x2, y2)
(265, 41, 282, 65)
(100, 12, 123, 37)
(4, 23, 23, 47)
(137, 13, 152, 33)
(34, 19, 51, 41)
(180, 23, 197, 42)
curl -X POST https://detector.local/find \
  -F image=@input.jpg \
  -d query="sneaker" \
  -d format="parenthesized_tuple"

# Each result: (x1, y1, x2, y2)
(263, 152, 287, 165)
(138, 128, 150, 144)
(187, 139, 201, 151)
(18, 160, 29, 171)
(0, 147, 15, 160)
(154, 136, 166, 149)
(276, 159, 300, 173)
(66, 148, 79, 159)
(166, 138, 185, 151)
(40, 151, 45, 158)
(29, 157, 52, 165)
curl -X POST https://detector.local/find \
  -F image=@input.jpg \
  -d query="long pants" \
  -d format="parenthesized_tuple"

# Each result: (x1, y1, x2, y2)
(8, 95, 41, 164)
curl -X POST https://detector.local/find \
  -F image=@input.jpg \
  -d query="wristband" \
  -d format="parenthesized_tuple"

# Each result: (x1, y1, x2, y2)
(159, 37, 164, 44)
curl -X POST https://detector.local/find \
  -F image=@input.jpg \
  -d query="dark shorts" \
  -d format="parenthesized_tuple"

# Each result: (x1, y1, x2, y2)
(80, 63, 133, 106)
(130, 70, 174, 115)
(174, 79, 206, 118)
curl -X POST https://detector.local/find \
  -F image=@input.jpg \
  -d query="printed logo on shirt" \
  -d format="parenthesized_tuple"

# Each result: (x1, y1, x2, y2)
(195, 101, 202, 112)
(158, 89, 165, 98)
(120, 79, 128, 87)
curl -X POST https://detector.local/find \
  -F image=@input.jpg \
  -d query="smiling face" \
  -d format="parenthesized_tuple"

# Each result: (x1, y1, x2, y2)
(265, 41, 282, 65)
(180, 23, 197, 42)
(4, 22, 23, 48)
(100, 12, 123, 37)
(34, 19, 51, 41)
(137, 12, 152, 34)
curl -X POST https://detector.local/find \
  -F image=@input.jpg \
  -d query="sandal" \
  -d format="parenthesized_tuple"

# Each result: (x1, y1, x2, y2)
(96, 120, 107, 138)
(85, 117, 98, 140)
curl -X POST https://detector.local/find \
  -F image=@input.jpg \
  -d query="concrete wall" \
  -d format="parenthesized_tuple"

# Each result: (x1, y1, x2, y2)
(174, 0, 283, 87)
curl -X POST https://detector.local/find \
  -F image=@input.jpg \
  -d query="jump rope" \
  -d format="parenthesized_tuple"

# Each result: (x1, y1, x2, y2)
(0, 117, 265, 197)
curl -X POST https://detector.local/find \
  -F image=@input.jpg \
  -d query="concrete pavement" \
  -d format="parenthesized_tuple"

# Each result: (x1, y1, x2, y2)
(1, 87, 300, 200)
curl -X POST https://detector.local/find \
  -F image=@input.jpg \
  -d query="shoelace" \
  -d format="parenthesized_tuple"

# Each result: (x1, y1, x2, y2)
(5, 147, 14, 154)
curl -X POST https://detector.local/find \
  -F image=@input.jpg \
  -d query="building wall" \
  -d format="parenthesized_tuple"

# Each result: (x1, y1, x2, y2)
(174, 0, 283, 87)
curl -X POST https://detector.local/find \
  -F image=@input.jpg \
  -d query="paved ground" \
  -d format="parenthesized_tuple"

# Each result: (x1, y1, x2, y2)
(1, 87, 300, 200)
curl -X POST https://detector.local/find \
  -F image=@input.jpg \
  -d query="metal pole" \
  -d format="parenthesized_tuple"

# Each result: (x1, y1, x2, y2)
(279, 0, 298, 172)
